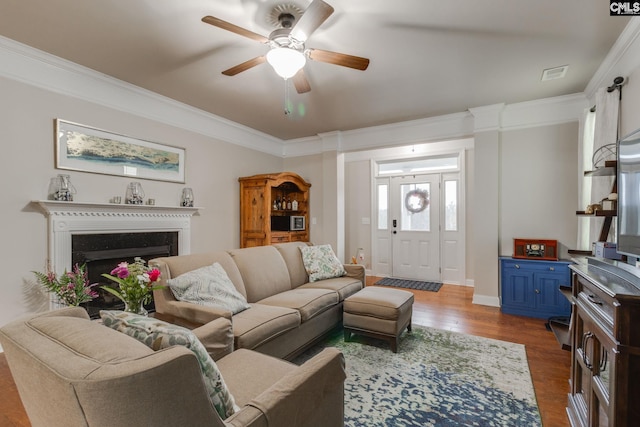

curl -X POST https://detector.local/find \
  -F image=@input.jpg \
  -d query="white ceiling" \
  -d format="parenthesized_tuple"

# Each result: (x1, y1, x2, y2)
(0, 0, 630, 140)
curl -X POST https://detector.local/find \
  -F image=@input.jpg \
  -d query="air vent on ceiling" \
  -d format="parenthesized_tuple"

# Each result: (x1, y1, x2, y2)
(541, 65, 569, 81)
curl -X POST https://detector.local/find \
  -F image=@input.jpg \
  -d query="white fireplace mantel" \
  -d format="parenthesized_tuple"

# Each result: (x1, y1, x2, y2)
(33, 200, 200, 276)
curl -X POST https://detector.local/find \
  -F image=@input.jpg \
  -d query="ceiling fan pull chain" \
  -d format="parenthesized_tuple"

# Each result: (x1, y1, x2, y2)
(284, 79, 292, 116)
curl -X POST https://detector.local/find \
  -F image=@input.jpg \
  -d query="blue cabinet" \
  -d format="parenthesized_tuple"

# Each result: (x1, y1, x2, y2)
(500, 257, 572, 319)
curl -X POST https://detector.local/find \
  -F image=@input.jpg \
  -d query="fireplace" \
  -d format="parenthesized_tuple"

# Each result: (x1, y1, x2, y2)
(72, 232, 179, 318)
(34, 200, 199, 316)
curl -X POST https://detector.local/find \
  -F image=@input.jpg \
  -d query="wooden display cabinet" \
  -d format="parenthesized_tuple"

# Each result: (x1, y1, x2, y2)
(238, 172, 311, 248)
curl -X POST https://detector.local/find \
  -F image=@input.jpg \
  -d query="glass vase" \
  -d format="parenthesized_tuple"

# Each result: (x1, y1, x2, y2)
(49, 174, 76, 201)
(181, 187, 194, 207)
(125, 182, 145, 205)
(124, 299, 148, 316)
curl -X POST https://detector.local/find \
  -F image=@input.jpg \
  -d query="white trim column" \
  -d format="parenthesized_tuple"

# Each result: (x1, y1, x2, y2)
(469, 104, 504, 307)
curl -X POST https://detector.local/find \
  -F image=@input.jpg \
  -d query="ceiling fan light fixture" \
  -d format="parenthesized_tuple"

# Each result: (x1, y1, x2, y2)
(266, 47, 306, 79)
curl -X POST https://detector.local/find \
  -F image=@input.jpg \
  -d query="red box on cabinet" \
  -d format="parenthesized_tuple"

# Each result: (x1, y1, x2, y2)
(513, 238, 558, 261)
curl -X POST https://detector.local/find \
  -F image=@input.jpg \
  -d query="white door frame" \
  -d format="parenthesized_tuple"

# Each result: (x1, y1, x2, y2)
(371, 149, 466, 285)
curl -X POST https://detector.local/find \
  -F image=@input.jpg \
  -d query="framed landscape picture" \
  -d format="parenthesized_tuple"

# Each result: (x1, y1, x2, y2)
(55, 119, 186, 183)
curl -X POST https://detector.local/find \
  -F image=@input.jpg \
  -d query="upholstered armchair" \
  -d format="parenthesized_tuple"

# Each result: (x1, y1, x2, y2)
(0, 307, 346, 427)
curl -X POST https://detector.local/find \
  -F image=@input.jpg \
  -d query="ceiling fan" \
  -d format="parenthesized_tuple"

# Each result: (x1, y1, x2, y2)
(202, 0, 370, 94)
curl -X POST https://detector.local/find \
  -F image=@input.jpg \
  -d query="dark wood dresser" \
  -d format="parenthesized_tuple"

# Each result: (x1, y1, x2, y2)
(567, 257, 640, 426)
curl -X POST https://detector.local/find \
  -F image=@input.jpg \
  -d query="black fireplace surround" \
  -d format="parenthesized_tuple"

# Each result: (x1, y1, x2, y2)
(72, 232, 179, 318)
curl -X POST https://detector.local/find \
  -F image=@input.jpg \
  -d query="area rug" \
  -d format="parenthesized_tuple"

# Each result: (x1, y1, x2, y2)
(295, 326, 541, 427)
(374, 277, 443, 292)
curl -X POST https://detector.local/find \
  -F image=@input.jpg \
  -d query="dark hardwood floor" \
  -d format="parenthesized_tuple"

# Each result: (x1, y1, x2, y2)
(0, 279, 571, 427)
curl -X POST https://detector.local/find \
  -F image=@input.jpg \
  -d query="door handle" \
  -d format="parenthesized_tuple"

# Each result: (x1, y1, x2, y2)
(582, 332, 594, 371)
(393, 231, 397, 234)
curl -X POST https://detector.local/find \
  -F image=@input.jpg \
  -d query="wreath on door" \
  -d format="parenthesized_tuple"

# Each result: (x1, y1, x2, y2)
(405, 189, 429, 213)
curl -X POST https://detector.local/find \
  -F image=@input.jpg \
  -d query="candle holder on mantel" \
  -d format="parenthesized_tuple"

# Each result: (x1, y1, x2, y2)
(181, 187, 194, 207)
(125, 182, 145, 205)
(48, 174, 76, 201)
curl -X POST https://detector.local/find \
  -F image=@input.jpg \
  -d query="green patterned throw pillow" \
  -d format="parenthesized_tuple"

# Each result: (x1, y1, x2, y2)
(100, 310, 238, 419)
(167, 263, 250, 314)
(300, 244, 346, 282)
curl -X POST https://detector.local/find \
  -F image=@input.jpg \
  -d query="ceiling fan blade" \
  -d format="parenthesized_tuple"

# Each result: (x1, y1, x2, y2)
(222, 56, 266, 76)
(292, 69, 311, 94)
(308, 48, 370, 70)
(202, 16, 269, 44)
(289, 0, 334, 43)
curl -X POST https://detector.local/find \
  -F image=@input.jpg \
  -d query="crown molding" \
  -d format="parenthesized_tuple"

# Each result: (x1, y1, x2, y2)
(585, 18, 640, 100)
(501, 93, 588, 131)
(0, 36, 284, 157)
(284, 93, 586, 157)
(283, 112, 475, 157)
(468, 104, 506, 132)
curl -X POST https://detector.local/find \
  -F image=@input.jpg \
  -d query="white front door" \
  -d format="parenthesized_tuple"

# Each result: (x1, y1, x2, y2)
(390, 175, 441, 281)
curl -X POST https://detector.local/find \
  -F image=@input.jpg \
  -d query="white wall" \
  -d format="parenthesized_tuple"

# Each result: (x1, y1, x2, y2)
(500, 123, 579, 258)
(344, 160, 372, 268)
(472, 130, 501, 305)
(465, 149, 476, 284)
(0, 76, 282, 328)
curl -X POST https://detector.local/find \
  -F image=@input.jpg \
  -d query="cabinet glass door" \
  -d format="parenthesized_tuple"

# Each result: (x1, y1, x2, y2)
(593, 332, 614, 427)
(592, 393, 610, 427)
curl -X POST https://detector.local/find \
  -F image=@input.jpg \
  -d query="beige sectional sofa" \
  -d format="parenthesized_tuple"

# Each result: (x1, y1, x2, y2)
(151, 242, 365, 360)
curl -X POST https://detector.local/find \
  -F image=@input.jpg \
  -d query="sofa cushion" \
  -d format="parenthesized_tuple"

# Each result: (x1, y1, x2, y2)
(228, 246, 292, 302)
(216, 349, 297, 407)
(167, 262, 250, 315)
(273, 242, 310, 288)
(343, 287, 415, 320)
(232, 304, 301, 350)
(300, 244, 346, 282)
(153, 251, 248, 298)
(258, 288, 339, 322)
(100, 310, 238, 419)
(23, 315, 153, 379)
(298, 276, 363, 301)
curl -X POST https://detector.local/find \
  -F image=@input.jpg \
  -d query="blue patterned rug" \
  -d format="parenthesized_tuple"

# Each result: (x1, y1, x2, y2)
(295, 326, 541, 426)
(374, 277, 443, 292)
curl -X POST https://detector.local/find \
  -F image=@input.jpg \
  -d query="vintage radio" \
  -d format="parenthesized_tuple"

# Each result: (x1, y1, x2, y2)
(513, 238, 558, 261)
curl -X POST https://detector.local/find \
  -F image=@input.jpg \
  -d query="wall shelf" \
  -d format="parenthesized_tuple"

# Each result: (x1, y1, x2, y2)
(575, 210, 616, 216)
(574, 160, 617, 246)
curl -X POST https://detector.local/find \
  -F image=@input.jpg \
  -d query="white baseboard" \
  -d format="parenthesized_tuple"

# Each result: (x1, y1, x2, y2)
(472, 294, 501, 307)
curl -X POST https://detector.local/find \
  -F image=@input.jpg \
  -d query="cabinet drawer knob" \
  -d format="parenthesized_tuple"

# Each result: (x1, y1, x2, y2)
(515, 264, 520, 269)
(549, 267, 555, 271)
